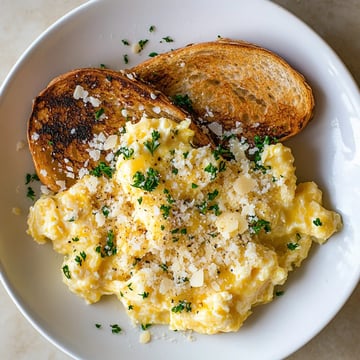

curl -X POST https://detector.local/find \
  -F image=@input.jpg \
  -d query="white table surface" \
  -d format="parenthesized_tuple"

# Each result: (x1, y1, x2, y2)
(1, 1, 359, 359)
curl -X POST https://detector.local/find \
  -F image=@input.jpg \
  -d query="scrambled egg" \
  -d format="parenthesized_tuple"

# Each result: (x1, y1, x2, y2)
(27, 117, 341, 334)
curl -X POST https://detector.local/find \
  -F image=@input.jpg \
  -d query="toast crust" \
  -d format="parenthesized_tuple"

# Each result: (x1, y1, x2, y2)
(28, 68, 211, 192)
(130, 39, 315, 142)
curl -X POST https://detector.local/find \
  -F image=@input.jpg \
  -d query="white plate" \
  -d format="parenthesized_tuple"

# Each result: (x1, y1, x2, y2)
(0, 0, 359, 359)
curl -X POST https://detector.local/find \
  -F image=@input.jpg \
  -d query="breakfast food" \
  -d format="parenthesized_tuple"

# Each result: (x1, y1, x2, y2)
(26, 39, 341, 336)
(130, 39, 315, 142)
(28, 116, 341, 334)
(27, 68, 211, 192)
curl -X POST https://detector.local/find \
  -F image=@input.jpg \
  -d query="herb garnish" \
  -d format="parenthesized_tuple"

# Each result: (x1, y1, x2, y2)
(25, 173, 40, 184)
(160, 204, 171, 219)
(95, 108, 105, 120)
(144, 130, 160, 155)
(90, 162, 114, 178)
(62, 265, 71, 279)
(249, 217, 271, 234)
(287, 243, 299, 251)
(26, 187, 36, 200)
(172, 94, 193, 112)
(131, 168, 160, 192)
(161, 36, 174, 43)
(116, 146, 134, 160)
(313, 218, 323, 226)
(110, 324, 122, 334)
(141, 323, 152, 330)
(171, 300, 192, 313)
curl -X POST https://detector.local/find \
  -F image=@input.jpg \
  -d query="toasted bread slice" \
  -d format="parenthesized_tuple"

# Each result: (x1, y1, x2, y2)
(28, 68, 211, 192)
(130, 39, 314, 142)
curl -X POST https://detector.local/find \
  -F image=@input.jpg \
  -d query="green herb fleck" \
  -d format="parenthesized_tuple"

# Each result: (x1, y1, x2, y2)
(212, 145, 235, 160)
(160, 204, 171, 219)
(25, 173, 40, 184)
(122, 39, 130, 45)
(110, 324, 122, 334)
(249, 217, 271, 234)
(131, 168, 160, 192)
(116, 146, 134, 160)
(144, 130, 160, 155)
(204, 163, 218, 180)
(149, 52, 158, 57)
(62, 265, 71, 279)
(102, 206, 110, 217)
(172, 94, 193, 112)
(149, 25, 156, 32)
(138, 39, 149, 51)
(275, 290, 285, 297)
(123, 54, 129, 64)
(207, 189, 219, 201)
(191, 183, 198, 189)
(139, 291, 149, 299)
(72, 236, 79, 242)
(313, 218, 323, 226)
(161, 36, 174, 43)
(95, 108, 105, 120)
(95, 323, 102, 329)
(141, 323, 152, 330)
(159, 263, 168, 272)
(26, 187, 36, 200)
(171, 300, 192, 313)
(137, 197, 143, 205)
(90, 162, 114, 178)
(287, 243, 299, 251)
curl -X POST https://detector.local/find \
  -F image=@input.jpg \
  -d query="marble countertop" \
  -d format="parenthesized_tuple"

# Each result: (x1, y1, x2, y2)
(0, 1, 359, 359)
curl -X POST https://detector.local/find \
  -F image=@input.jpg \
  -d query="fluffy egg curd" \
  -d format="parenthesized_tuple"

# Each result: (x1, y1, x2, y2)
(27, 116, 342, 334)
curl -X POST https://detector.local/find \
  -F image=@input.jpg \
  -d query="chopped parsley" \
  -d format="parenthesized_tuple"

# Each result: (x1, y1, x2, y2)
(62, 265, 71, 279)
(123, 54, 129, 64)
(204, 163, 218, 180)
(172, 94, 193, 112)
(139, 291, 149, 299)
(149, 52, 158, 57)
(149, 25, 156, 32)
(102, 205, 110, 217)
(116, 146, 134, 160)
(160, 204, 171, 219)
(159, 263, 168, 272)
(90, 161, 114, 178)
(191, 183, 199, 189)
(94, 108, 104, 120)
(131, 168, 160, 192)
(251, 135, 276, 173)
(144, 130, 160, 155)
(75, 251, 86, 266)
(122, 39, 130, 45)
(110, 324, 122, 334)
(96, 230, 117, 257)
(207, 189, 219, 201)
(164, 189, 175, 204)
(137, 39, 149, 51)
(287, 243, 299, 251)
(137, 197, 143, 205)
(26, 187, 36, 200)
(249, 217, 271, 234)
(212, 144, 235, 160)
(141, 323, 152, 330)
(171, 300, 192, 313)
(161, 36, 174, 43)
(313, 217, 323, 226)
(95, 323, 102, 329)
(25, 173, 39, 184)
(275, 290, 285, 297)
(72, 236, 79, 242)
